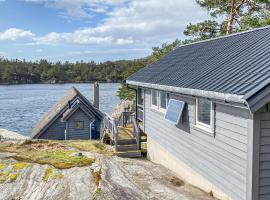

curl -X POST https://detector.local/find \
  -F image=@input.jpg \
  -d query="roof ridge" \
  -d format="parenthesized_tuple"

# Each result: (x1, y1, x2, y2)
(176, 25, 270, 49)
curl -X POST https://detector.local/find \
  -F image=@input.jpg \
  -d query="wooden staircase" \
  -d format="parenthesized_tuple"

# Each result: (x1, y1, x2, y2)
(101, 112, 142, 158)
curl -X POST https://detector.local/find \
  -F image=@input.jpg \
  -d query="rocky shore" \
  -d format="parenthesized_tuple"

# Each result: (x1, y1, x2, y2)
(0, 129, 29, 140)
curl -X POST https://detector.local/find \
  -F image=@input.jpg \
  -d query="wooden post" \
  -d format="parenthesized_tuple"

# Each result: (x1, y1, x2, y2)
(93, 81, 99, 109)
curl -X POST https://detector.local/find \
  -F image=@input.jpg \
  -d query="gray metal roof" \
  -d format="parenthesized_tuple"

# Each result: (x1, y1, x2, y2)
(127, 26, 270, 100)
(32, 87, 103, 138)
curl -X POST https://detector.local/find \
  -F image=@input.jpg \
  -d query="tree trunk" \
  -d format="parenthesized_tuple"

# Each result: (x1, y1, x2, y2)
(226, 0, 237, 35)
(226, 0, 246, 35)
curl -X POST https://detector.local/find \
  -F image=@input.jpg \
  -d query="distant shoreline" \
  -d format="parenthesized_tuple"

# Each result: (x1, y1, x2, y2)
(0, 81, 122, 85)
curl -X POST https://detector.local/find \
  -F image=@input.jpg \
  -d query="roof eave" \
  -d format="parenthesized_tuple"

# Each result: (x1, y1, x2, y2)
(126, 80, 246, 105)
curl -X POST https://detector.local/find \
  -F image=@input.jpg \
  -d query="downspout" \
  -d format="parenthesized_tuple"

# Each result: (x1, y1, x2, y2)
(89, 121, 93, 140)
(123, 80, 138, 120)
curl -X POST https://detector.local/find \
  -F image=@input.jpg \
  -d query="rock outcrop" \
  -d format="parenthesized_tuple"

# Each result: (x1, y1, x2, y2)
(0, 129, 29, 140)
(0, 146, 215, 200)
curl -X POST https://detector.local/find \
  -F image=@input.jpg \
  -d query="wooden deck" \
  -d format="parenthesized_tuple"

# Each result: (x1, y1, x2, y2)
(117, 124, 134, 140)
(101, 112, 142, 158)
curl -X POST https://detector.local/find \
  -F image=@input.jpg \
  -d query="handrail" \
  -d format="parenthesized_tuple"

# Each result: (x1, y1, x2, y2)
(103, 113, 118, 146)
(117, 111, 134, 127)
(102, 111, 141, 151)
(131, 114, 141, 150)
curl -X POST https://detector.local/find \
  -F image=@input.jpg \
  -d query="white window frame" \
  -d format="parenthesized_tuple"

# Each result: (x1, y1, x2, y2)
(151, 89, 159, 109)
(159, 91, 169, 113)
(195, 98, 214, 133)
(137, 87, 144, 106)
(151, 90, 169, 112)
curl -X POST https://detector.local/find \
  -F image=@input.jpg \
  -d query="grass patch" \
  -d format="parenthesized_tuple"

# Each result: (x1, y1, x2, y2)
(0, 141, 95, 169)
(64, 140, 112, 155)
(12, 162, 31, 170)
(0, 163, 8, 171)
(8, 172, 19, 182)
(14, 150, 94, 169)
(43, 167, 53, 182)
(0, 170, 11, 184)
(52, 171, 63, 180)
(95, 188, 102, 195)
(43, 167, 63, 182)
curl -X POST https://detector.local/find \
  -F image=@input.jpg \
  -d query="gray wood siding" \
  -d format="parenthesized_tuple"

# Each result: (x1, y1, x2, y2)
(67, 108, 92, 140)
(259, 111, 270, 200)
(39, 117, 66, 140)
(144, 90, 249, 200)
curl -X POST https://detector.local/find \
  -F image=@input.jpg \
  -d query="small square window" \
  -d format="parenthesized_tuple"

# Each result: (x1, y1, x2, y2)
(74, 121, 84, 129)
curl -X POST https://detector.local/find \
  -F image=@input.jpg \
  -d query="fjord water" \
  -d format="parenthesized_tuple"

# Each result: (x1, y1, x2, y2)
(0, 83, 120, 136)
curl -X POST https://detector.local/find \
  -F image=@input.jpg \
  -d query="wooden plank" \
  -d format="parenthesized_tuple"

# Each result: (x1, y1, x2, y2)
(261, 121, 270, 129)
(147, 110, 247, 168)
(216, 111, 248, 128)
(216, 119, 248, 136)
(260, 137, 270, 145)
(216, 126, 247, 144)
(261, 129, 270, 137)
(260, 145, 270, 154)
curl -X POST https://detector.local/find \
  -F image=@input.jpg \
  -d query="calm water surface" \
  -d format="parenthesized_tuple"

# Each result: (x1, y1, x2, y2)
(0, 83, 120, 136)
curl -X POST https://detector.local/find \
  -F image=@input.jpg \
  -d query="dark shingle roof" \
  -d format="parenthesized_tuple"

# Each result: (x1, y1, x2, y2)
(32, 87, 103, 138)
(127, 26, 270, 98)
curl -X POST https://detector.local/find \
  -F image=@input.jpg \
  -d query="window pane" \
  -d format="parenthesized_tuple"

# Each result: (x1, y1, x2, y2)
(152, 90, 157, 106)
(138, 88, 144, 105)
(197, 99, 211, 125)
(160, 91, 167, 109)
(75, 121, 84, 129)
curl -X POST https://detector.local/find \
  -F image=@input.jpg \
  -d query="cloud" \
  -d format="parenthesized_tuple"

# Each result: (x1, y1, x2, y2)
(24, 0, 128, 18)
(32, 0, 207, 46)
(0, 28, 35, 41)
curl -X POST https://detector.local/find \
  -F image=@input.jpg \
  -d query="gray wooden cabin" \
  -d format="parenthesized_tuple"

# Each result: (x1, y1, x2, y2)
(32, 87, 103, 140)
(126, 26, 270, 200)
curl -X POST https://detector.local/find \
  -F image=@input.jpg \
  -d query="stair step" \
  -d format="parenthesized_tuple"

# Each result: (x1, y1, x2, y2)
(116, 144, 139, 151)
(117, 139, 137, 145)
(115, 150, 141, 158)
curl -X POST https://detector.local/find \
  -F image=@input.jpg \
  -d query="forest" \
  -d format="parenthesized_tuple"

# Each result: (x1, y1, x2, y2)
(0, 0, 269, 101)
(0, 58, 143, 84)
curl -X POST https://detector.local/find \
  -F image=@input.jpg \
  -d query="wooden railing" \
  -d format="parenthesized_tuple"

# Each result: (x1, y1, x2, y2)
(101, 113, 118, 145)
(101, 111, 141, 151)
(117, 111, 134, 127)
(132, 114, 141, 150)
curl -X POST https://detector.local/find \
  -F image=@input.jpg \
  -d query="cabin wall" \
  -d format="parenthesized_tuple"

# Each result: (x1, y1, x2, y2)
(253, 105, 270, 200)
(39, 117, 66, 140)
(144, 89, 251, 200)
(67, 108, 92, 140)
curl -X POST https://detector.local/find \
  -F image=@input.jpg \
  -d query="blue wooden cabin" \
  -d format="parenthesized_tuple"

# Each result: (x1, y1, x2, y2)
(32, 87, 103, 140)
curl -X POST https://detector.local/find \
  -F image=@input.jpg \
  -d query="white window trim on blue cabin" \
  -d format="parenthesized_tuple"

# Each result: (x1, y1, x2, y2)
(151, 89, 159, 110)
(151, 89, 169, 113)
(137, 87, 144, 106)
(195, 98, 214, 134)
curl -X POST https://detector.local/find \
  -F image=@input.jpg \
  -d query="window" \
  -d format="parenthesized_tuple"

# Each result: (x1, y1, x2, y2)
(151, 90, 158, 108)
(151, 90, 169, 112)
(138, 88, 144, 105)
(159, 91, 167, 110)
(74, 121, 84, 129)
(196, 98, 213, 132)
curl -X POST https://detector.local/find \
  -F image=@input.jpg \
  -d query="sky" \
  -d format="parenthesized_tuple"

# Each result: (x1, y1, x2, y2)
(0, 0, 209, 62)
